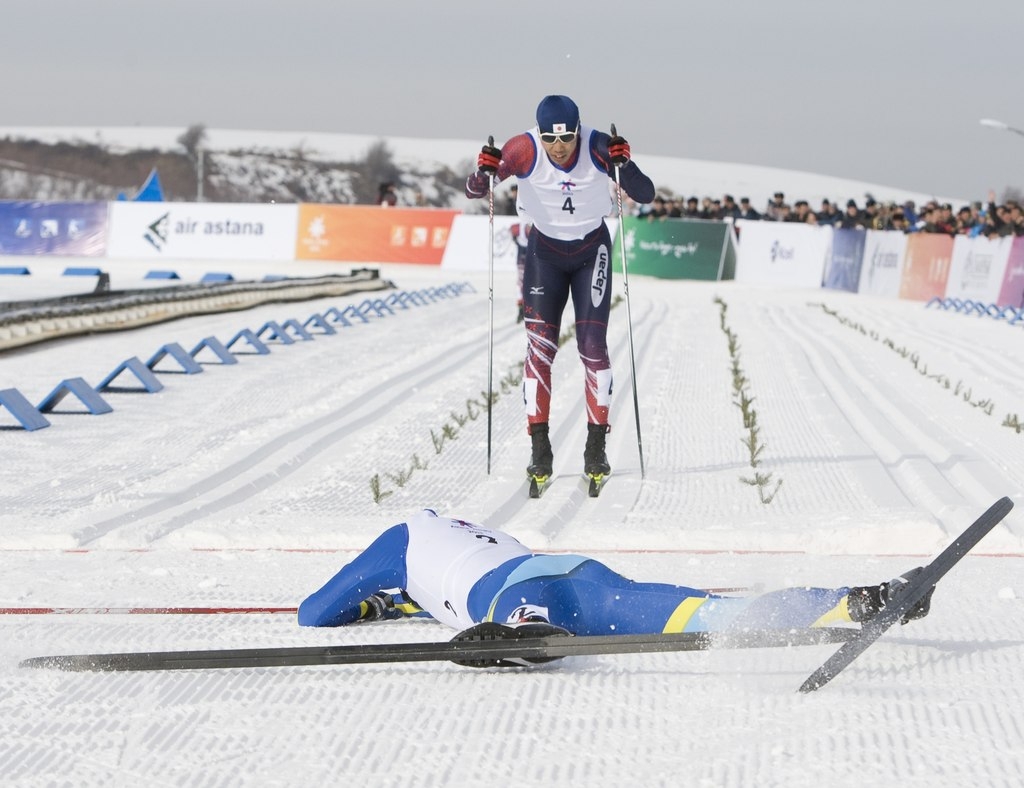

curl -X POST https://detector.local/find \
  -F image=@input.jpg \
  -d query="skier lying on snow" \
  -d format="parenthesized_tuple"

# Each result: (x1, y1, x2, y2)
(298, 510, 933, 635)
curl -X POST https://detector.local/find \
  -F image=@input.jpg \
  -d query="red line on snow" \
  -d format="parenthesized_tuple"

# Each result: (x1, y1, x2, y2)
(0, 606, 297, 615)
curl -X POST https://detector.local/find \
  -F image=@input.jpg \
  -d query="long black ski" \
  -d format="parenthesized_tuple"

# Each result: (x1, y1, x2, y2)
(20, 626, 857, 673)
(799, 495, 1014, 693)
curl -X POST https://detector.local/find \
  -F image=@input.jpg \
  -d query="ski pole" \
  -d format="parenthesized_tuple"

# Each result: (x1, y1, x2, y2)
(486, 135, 495, 474)
(610, 124, 645, 479)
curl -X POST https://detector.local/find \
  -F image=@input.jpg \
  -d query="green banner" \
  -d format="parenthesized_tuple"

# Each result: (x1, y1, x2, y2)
(611, 217, 733, 280)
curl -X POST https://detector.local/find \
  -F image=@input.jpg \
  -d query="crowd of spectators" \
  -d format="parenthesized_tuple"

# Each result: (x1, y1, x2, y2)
(636, 190, 1024, 238)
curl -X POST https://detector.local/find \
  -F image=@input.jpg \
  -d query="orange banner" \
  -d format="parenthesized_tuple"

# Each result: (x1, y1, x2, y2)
(295, 205, 458, 264)
(898, 233, 953, 301)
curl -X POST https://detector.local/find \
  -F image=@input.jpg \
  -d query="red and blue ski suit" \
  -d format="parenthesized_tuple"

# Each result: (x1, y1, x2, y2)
(467, 128, 655, 429)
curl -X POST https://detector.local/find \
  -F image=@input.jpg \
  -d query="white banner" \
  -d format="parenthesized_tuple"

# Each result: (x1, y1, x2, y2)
(441, 215, 623, 272)
(734, 221, 831, 288)
(858, 230, 908, 298)
(944, 234, 1013, 304)
(441, 215, 520, 272)
(107, 202, 299, 261)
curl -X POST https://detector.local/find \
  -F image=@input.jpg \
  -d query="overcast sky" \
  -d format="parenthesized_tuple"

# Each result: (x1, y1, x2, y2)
(7, 0, 1023, 201)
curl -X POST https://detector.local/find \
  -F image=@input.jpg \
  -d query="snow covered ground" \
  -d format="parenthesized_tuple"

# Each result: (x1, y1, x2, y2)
(2, 258, 1023, 787)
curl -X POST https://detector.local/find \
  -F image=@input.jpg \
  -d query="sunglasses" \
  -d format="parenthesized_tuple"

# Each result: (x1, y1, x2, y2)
(539, 129, 578, 144)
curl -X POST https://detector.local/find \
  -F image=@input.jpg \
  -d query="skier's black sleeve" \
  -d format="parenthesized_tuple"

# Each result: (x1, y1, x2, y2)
(591, 131, 655, 204)
(616, 160, 656, 205)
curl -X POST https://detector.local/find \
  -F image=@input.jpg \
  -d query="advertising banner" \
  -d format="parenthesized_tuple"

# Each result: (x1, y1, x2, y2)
(611, 217, 730, 280)
(858, 230, 907, 298)
(823, 228, 866, 293)
(734, 221, 831, 288)
(898, 233, 953, 301)
(107, 202, 298, 261)
(944, 234, 1012, 304)
(0, 201, 107, 256)
(996, 236, 1024, 309)
(296, 205, 458, 264)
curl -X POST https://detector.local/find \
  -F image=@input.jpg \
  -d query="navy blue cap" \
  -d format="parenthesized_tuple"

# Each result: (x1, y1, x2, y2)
(536, 95, 580, 134)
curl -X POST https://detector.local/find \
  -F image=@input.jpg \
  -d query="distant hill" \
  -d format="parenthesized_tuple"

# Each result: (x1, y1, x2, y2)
(0, 126, 966, 211)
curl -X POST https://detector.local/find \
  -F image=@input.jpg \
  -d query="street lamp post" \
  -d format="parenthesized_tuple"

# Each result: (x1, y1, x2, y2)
(980, 118, 1024, 138)
(196, 147, 204, 202)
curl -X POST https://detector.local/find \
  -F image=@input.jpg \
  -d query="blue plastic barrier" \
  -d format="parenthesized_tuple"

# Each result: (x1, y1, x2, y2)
(146, 343, 204, 374)
(280, 318, 314, 341)
(0, 388, 50, 430)
(226, 329, 272, 355)
(96, 357, 165, 393)
(303, 314, 337, 335)
(925, 298, 1024, 324)
(339, 305, 370, 324)
(10, 281, 476, 433)
(256, 321, 297, 345)
(322, 307, 353, 327)
(190, 336, 239, 365)
(38, 378, 114, 415)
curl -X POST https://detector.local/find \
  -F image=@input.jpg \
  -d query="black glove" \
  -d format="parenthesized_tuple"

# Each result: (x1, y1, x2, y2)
(608, 135, 631, 167)
(360, 592, 401, 621)
(477, 143, 502, 174)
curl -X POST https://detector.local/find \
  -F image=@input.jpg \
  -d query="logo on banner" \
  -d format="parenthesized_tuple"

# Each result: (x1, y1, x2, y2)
(961, 250, 992, 290)
(870, 245, 899, 270)
(639, 239, 699, 258)
(15, 219, 31, 238)
(144, 213, 170, 252)
(302, 215, 329, 253)
(141, 212, 266, 252)
(928, 256, 950, 282)
(388, 224, 448, 249)
(770, 240, 795, 263)
(390, 225, 408, 246)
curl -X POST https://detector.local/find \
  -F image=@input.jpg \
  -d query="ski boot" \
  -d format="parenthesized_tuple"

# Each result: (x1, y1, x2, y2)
(527, 423, 553, 498)
(846, 567, 933, 625)
(449, 621, 571, 668)
(583, 423, 611, 497)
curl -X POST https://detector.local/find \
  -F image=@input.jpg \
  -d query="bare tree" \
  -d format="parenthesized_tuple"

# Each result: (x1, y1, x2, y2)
(177, 124, 207, 160)
(177, 124, 208, 201)
(1000, 186, 1023, 205)
(358, 139, 401, 204)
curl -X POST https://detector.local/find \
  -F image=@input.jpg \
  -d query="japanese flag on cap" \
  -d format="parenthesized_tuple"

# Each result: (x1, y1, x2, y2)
(536, 95, 580, 134)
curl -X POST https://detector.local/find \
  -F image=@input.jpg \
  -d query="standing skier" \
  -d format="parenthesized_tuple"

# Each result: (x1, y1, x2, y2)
(298, 509, 932, 634)
(465, 95, 655, 485)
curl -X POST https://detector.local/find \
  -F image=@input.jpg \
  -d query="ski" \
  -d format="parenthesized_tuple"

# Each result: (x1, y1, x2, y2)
(799, 495, 1014, 693)
(586, 473, 608, 497)
(20, 625, 858, 673)
(528, 474, 551, 499)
